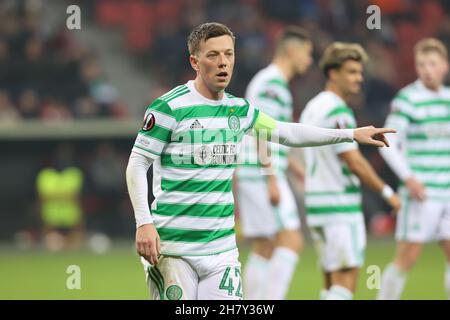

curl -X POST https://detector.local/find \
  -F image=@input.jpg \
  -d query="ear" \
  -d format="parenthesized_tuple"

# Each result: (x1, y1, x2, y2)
(329, 68, 338, 81)
(190, 54, 199, 72)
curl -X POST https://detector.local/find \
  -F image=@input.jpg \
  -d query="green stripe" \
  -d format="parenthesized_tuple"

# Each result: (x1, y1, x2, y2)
(172, 129, 244, 144)
(268, 78, 289, 89)
(147, 99, 174, 117)
(305, 186, 360, 196)
(306, 205, 362, 215)
(139, 124, 172, 142)
(160, 153, 237, 169)
(258, 91, 289, 108)
(408, 150, 450, 156)
(413, 99, 450, 107)
(423, 182, 450, 189)
(391, 111, 412, 121)
(411, 165, 450, 173)
(160, 85, 187, 100)
(326, 106, 353, 118)
(148, 268, 164, 300)
(165, 88, 190, 102)
(412, 116, 450, 124)
(342, 166, 353, 176)
(157, 227, 235, 242)
(174, 104, 249, 121)
(133, 144, 160, 157)
(155, 202, 234, 217)
(394, 94, 410, 104)
(161, 179, 232, 193)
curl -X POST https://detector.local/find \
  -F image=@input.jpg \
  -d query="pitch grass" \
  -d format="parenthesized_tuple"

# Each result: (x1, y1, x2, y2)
(0, 239, 447, 300)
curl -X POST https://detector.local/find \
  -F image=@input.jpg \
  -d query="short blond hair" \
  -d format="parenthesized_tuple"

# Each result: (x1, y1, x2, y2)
(319, 42, 368, 78)
(414, 38, 448, 60)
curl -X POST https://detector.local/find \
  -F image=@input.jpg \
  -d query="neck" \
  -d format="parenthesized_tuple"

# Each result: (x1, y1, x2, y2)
(194, 77, 223, 100)
(273, 57, 293, 81)
(421, 80, 441, 92)
(326, 82, 350, 102)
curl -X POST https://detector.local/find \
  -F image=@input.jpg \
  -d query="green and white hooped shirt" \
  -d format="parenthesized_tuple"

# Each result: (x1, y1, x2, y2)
(132, 80, 259, 256)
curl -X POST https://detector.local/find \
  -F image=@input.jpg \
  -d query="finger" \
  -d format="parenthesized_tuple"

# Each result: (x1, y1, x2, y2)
(151, 246, 159, 265)
(156, 236, 161, 256)
(369, 138, 386, 147)
(375, 128, 397, 134)
(377, 134, 390, 147)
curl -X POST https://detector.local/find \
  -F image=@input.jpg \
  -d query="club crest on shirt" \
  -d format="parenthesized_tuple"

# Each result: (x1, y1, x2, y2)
(228, 114, 240, 132)
(142, 112, 155, 131)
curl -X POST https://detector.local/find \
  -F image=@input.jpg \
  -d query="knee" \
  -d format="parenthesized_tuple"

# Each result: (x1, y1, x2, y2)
(276, 230, 303, 253)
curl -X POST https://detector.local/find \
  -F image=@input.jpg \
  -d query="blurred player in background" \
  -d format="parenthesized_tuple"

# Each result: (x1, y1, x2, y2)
(235, 26, 310, 300)
(126, 22, 396, 300)
(300, 43, 401, 300)
(378, 38, 450, 300)
(36, 143, 84, 251)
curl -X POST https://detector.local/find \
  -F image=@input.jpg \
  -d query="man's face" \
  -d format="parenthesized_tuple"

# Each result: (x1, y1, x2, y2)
(190, 35, 235, 93)
(288, 40, 313, 75)
(331, 60, 364, 97)
(415, 51, 448, 90)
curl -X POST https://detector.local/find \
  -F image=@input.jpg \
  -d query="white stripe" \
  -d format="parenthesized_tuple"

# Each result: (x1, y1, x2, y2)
(134, 134, 166, 153)
(414, 172, 450, 183)
(306, 214, 363, 226)
(157, 191, 234, 205)
(154, 214, 235, 230)
(409, 157, 450, 167)
(408, 140, 450, 151)
(152, 110, 176, 129)
(164, 142, 238, 154)
(160, 234, 236, 256)
(391, 99, 416, 114)
(305, 193, 362, 207)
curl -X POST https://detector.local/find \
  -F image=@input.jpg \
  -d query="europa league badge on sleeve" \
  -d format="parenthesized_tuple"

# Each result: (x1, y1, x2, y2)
(142, 113, 156, 131)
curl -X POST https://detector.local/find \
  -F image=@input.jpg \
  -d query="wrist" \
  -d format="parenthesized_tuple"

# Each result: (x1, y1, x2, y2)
(136, 216, 154, 229)
(381, 184, 394, 201)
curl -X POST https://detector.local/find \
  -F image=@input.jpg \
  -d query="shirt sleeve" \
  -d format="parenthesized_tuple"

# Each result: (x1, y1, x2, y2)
(323, 106, 359, 154)
(242, 99, 260, 133)
(132, 99, 177, 159)
(384, 93, 412, 136)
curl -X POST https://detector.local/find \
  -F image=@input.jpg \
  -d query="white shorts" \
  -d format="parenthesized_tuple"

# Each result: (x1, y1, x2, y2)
(309, 219, 366, 272)
(141, 248, 243, 300)
(395, 196, 450, 243)
(236, 176, 300, 238)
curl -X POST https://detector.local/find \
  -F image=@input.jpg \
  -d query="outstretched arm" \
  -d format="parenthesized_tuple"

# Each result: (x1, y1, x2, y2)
(253, 112, 396, 148)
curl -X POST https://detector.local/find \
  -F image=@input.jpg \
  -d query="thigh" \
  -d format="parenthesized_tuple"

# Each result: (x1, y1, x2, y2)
(237, 179, 277, 238)
(197, 249, 243, 300)
(276, 177, 301, 232)
(396, 198, 444, 242)
(310, 221, 366, 272)
(142, 256, 198, 300)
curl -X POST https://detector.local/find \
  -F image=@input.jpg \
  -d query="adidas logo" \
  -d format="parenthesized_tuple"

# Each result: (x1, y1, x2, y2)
(190, 119, 204, 129)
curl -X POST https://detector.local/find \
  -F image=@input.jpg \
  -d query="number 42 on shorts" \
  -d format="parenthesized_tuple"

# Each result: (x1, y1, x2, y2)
(219, 266, 243, 298)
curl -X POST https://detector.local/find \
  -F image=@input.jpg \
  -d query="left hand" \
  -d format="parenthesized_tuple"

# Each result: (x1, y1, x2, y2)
(353, 126, 396, 147)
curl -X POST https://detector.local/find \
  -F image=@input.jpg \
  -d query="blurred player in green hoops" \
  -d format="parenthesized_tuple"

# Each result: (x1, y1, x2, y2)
(378, 38, 450, 300)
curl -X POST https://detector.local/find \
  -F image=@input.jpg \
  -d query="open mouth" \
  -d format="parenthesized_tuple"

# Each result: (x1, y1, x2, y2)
(216, 72, 228, 80)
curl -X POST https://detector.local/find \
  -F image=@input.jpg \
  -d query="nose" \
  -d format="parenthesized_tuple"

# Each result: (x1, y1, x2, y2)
(218, 53, 227, 68)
